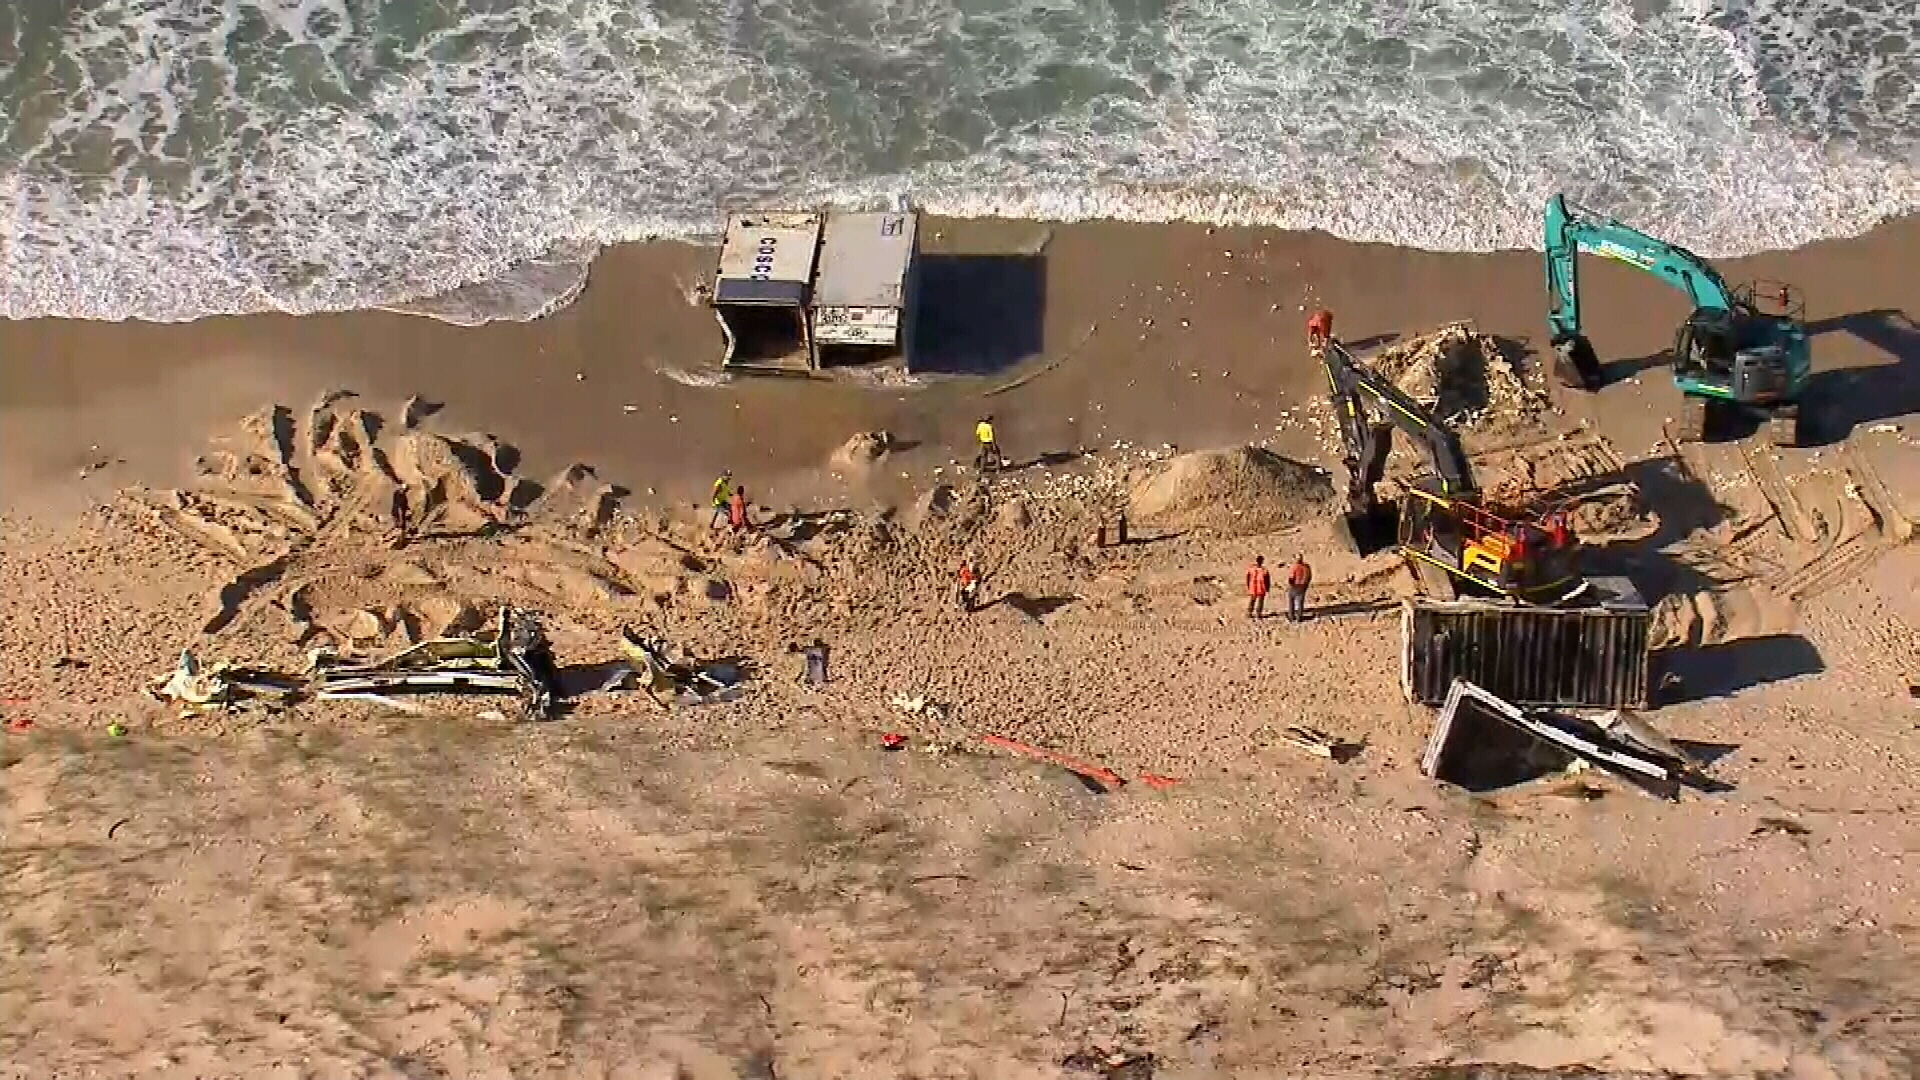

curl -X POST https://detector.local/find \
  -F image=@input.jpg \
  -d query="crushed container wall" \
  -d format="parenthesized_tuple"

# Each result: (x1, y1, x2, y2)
(1401, 583, 1651, 710)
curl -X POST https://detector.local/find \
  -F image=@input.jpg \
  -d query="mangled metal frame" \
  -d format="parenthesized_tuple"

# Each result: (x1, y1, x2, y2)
(617, 627, 749, 709)
(149, 650, 306, 717)
(151, 607, 751, 722)
(313, 607, 561, 719)
(1422, 677, 1708, 799)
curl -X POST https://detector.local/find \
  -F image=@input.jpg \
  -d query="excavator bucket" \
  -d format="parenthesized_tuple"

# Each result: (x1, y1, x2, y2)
(1339, 504, 1401, 557)
(1551, 334, 1603, 391)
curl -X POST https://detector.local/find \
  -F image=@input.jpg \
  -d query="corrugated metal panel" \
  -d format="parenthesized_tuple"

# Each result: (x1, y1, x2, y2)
(1402, 583, 1651, 709)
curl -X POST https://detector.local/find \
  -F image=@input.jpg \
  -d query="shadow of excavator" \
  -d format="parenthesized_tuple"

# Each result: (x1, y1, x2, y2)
(1801, 308, 1920, 445)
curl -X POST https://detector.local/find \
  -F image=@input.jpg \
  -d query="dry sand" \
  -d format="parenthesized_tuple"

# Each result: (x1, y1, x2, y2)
(4, 217, 1920, 1079)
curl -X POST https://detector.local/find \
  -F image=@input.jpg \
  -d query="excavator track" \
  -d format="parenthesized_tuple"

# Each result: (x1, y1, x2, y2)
(1736, 438, 1821, 544)
(1767, 484, 1873, 601)
(1841, 441, 1914, 545)
(1762, 447, 1910, 601)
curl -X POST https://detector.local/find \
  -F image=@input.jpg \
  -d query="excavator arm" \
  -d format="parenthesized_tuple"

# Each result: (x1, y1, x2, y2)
(1544, 194, 1739, 389)
(1319, 338, 1476, 517)
(1314, 323, 1585, 603)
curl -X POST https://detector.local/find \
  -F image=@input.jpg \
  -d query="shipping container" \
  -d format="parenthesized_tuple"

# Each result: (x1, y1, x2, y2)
(1401, 575, 1652, 709)
(709, 206, 922, 376)
(812, 210, 919, 370)
(712, 211, 824, 374)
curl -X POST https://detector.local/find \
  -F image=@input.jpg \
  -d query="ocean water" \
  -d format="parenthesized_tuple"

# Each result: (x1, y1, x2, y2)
(0, 0, 1915, 324)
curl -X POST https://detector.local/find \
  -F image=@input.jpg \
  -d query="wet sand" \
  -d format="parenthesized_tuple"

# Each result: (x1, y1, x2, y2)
(6, 215, 1916, 517)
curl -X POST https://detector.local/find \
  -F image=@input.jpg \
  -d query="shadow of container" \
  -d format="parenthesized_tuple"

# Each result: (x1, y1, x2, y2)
(908, 254, 1047, 376)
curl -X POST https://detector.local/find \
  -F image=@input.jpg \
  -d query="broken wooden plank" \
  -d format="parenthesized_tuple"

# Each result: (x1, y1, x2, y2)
(1278, 726, 1339, 759)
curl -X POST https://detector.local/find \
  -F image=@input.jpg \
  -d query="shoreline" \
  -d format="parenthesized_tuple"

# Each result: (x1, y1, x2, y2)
(4, 213, 1918, 518)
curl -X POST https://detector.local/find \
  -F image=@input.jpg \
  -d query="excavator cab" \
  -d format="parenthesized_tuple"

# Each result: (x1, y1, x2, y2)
(1675, 307, 1739, 376)
(1673, 282, 1807, 443)
(1400, 485, 1582, 604)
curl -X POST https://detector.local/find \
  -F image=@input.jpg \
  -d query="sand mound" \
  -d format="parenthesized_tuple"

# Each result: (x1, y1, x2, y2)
(1128, 447, 1333, 537)
(831, 430, 895, 470)
(120, 393, 649, 657)
(1365, 323, 1544, 426)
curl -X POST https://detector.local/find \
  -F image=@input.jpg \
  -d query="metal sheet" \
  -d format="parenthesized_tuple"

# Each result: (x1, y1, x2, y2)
(716, 212, 823, 286)
(1442, 680, 1672, 781)
(1403, 580, 1651, 709)
(814, 212, 917, 307)
(317, 672, 524, 695)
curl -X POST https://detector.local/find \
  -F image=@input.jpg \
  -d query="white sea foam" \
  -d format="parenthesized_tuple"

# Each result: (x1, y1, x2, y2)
(0, 0, 1914, 324)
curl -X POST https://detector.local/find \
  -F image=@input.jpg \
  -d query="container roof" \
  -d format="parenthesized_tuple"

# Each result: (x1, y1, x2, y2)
(716, 212, 823, 285)
(814, 211, 918, 307)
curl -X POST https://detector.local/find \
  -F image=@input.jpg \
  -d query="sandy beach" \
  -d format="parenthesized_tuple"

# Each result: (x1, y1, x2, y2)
(5, 216, 1920, 1079)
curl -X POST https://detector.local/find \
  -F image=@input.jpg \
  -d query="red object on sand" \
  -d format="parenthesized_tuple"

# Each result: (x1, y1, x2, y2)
(978, 734, 1125, 792)
(1138, 773, 1180, 790)
(879, 733, 908, 751)
(1307, 309, 1334, 346)
(4, 717, 32, 734)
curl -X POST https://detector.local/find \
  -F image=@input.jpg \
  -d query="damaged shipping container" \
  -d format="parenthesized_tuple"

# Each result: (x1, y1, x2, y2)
(711, 211, 825, 374)
(708, 206, 921, 375)
(1401, 575, 1651, 710)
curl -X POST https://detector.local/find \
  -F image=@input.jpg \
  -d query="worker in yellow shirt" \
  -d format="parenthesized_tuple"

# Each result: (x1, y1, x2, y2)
(974, 415, 1002, 472)
(708, 470, 733, 529)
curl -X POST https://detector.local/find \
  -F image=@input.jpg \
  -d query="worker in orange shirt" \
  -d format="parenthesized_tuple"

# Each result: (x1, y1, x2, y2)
(1307, 309, 1334, 351)
(1245, 555, 1271, 619)
(1286, 554, 1313, 622)
(727, 485, 751, 533)
(1546, 512, 1572, 549)
(957, 560, 981, 612)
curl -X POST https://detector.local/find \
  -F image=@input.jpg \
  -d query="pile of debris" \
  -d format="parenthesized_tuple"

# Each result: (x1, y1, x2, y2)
(150, 606, 749, 722)
(312, 607, 562, 719)
(1421, 679, 1714, 800)
(1365, 323, 1545, 427)
(831, 430, 895, 471)
(617, 628, 751, 709)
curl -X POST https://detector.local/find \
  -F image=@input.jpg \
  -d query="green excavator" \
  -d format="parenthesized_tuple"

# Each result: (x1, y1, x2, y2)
(1544, 194, 1812, 446)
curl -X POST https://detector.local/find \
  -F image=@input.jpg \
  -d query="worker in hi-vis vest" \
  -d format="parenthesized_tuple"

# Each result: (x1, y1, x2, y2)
(974, 415, 1002, 472)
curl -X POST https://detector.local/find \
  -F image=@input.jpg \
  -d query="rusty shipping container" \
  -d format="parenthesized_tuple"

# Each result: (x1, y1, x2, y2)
(1401, 576, 1652, 710)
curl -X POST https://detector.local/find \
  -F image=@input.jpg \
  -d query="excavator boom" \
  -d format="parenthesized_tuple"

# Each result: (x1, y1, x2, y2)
(1320, 337, 1476, 504)
(1545, 194, 1736, 345)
